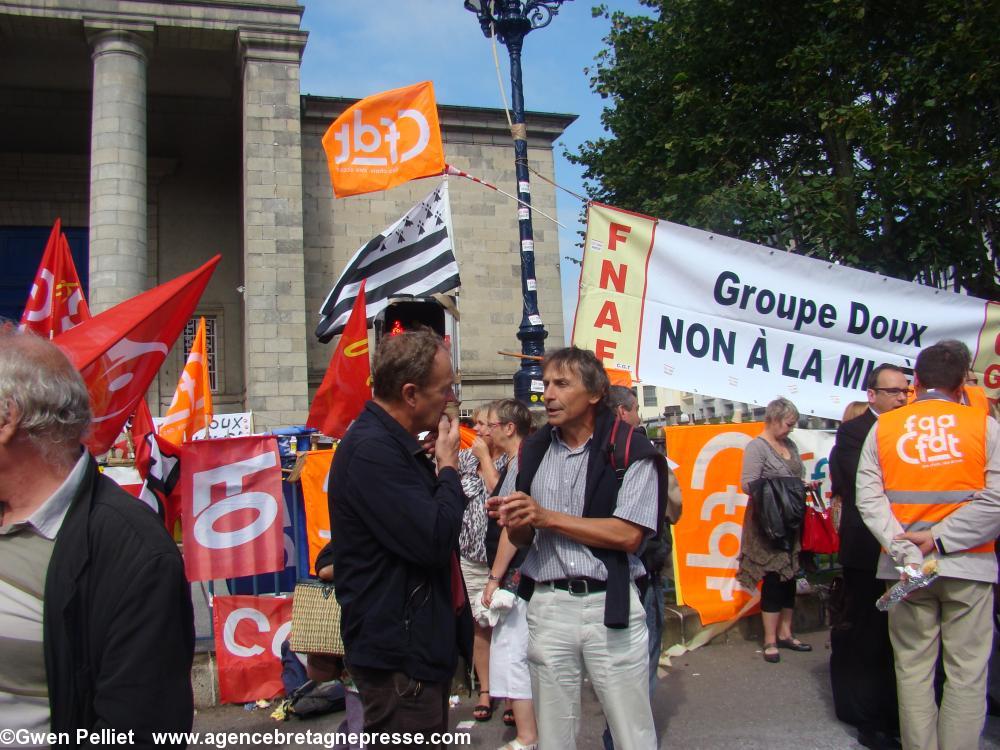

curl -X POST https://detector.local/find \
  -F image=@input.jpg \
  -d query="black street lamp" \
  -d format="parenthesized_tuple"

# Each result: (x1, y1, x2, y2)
(463, 0, 570, 406)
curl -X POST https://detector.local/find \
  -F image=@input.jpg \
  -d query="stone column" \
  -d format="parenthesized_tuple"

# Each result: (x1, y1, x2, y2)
(239, 30, 310, 427)
(86, 22, 152, 313)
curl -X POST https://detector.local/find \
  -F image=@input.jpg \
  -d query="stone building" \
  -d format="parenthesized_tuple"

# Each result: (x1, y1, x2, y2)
(0, 0, 573, 430)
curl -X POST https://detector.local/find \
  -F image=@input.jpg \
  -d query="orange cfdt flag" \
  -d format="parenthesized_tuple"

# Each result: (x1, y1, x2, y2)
(19, 218, 91, 338)
(159, 316, 214, 446)
(322, 81, 445, 198)
(606, 368, 633, 387)
(53, 256, 220, 455)
(307, 279, 372, 438)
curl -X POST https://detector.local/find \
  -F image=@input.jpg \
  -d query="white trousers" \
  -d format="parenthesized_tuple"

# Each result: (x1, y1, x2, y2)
(526, 583, 656, 750)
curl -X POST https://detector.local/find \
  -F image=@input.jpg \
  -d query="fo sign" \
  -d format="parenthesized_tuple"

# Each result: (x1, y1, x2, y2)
(182, 436, 284, 582)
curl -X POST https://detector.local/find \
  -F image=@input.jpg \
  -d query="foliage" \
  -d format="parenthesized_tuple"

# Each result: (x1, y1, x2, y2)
(571, 0, 1000, 298)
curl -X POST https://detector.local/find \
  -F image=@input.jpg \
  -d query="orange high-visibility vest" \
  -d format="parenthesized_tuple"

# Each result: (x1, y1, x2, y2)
(965, 384, 990, 415)
(876, 398, 993, 554)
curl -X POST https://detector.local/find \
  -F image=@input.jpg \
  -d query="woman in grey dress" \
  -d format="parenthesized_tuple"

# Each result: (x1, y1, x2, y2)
(737, 397, 813, 663)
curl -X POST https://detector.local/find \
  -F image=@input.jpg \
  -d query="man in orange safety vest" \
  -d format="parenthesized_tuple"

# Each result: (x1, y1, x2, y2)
(857, 342, 1000, 750)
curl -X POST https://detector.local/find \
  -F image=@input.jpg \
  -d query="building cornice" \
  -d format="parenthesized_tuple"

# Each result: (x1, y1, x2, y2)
(0, 0, 304, 34)
(301, 95, 577, 145)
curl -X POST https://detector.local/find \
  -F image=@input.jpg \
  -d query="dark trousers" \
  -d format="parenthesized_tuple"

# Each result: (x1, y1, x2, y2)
(350, 666, 449, 749)
(760, 572, 796, 612)
(830, 567, 899, 735)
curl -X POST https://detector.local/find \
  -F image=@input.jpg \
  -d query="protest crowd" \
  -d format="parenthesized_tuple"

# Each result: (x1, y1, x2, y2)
(1, 30, 998, 750)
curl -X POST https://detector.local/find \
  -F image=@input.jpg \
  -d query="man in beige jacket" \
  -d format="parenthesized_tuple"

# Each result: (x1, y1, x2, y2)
(857, 342, 1000, 750)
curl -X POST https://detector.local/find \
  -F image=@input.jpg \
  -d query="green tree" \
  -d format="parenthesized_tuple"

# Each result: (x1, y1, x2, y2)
(571, 0, 1000, 298)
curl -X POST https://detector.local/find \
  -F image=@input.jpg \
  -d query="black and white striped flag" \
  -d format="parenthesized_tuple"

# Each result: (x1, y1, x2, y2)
(315, 181, 461, 343)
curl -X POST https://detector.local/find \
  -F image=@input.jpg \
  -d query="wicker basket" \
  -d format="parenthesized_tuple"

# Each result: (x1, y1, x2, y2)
(289, 580, 345, 656)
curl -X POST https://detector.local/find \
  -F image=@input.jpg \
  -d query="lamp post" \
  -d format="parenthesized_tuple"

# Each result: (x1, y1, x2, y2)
(463, 0, 570, 406)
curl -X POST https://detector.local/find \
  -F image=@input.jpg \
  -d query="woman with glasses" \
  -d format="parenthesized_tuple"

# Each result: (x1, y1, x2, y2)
(458, 402, 507, 721)
(482, 399, 539, 750)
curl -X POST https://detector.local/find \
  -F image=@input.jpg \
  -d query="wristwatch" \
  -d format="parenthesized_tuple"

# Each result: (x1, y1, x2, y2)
(934, 537, 947, 555)
(487, 573, 501, 582)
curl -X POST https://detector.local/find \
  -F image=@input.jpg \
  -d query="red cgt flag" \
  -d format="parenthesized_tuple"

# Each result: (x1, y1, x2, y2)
(53, 255, 220, 455)
(19, 218, 90, 339)
(212, 595, 292, 704)
(306, 279, 372, 438)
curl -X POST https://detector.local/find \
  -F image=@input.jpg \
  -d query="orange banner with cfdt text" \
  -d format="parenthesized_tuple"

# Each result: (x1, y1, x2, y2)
(299, 449, 335, 575)
(668, 422, 763, 624)
(572, 202, 657, 379)
(322, 81, 445, 198)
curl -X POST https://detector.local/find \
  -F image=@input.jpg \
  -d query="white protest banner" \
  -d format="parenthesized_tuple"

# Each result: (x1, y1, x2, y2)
(153, 411, 253, 439)
(572, 203, 1000, 419)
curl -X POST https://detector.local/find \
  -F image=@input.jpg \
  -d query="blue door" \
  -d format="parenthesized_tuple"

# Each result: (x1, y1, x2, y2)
(0, 226, 89, 323)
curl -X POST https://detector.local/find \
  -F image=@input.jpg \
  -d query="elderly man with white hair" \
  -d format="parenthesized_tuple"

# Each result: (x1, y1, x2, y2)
(0, 325, 194, 747)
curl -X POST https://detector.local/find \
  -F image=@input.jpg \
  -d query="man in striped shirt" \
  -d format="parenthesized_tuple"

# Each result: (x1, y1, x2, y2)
(495, 347, 661, 750)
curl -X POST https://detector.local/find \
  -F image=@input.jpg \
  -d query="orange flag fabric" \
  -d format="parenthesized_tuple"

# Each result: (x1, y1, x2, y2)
(322, 81, 444, 198)
(606, 368, 633, 387)
(19, 218, 90, 338)
(159, 317, 214, 445)
(53, 256, 220, 455)
(299, 448, 336, 575)
(307, 280, 372, 438)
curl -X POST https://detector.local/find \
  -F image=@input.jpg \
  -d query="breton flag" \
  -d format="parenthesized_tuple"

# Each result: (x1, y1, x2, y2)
(132, 400, 183, 532)
(315, 181, 461, 343)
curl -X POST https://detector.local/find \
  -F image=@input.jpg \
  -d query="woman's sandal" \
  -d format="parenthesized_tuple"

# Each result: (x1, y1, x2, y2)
(473, 690, 494, 722)
(762, 643, 780, 663)
(502, 708, 516, 726)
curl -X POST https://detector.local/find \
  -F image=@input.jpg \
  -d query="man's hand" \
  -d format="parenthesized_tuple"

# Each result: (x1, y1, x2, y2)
(434, 414, 460, 472)
(895, 529, 935, 555)
(498, 491, 548, 531)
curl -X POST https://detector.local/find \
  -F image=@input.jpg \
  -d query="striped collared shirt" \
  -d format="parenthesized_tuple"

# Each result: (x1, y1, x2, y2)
(519, 429, 657, 582)
(0, 451, 86, 734)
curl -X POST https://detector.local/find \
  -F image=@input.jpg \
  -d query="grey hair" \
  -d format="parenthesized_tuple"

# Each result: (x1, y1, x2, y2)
(0, 325, 91, 466)
(607, 385, 638, 412)
(764, 396, 799, 425)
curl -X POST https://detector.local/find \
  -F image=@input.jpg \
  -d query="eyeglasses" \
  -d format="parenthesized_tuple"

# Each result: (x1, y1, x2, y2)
(872, 387, 913, 396)
(486, 421, 506, 429)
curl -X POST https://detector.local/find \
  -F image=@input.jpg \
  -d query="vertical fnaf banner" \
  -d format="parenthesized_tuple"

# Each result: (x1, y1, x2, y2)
(572, 203, 999, 419)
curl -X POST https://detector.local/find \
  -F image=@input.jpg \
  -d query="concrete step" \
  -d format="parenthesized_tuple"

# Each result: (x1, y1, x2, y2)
(662, 583, 830, 651)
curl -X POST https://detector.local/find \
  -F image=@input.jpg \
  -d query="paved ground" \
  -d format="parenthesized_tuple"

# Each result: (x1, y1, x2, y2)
(192, 637, 1000, 748)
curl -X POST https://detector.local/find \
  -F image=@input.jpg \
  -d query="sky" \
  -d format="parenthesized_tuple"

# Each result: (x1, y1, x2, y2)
(297, 0, 652, 341)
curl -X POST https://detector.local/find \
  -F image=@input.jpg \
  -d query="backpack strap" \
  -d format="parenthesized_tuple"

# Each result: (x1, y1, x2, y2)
(608, 416, 633, 484)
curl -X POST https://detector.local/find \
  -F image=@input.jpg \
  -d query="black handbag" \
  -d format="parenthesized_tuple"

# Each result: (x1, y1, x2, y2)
(750, 476, 806, 551)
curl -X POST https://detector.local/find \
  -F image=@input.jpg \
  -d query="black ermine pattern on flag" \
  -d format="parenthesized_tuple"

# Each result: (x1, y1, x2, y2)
(315, 181, 461, 343)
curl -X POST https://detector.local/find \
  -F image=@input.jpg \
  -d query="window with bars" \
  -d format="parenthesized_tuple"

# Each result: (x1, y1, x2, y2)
(643, 385, 658, 407)
(182, 316, 219, 392)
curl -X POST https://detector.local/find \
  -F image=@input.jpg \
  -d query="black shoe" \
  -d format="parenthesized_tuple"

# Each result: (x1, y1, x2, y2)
(762, 643, 780, 663)
(858, 729, 901, 750)
(776, 637, 812, 652)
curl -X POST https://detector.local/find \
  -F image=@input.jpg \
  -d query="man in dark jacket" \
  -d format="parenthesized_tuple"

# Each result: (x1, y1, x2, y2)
(0, 327, 194, 747)
(495, 347, 660, 749)
(829, 363, 909, 750)
(330, 330, 470, 748)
